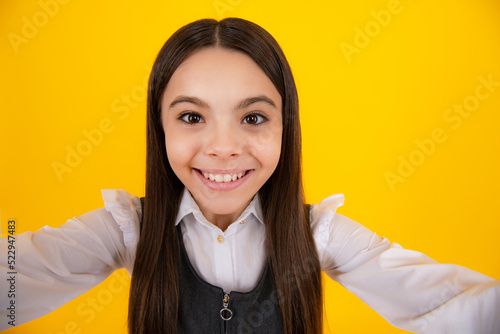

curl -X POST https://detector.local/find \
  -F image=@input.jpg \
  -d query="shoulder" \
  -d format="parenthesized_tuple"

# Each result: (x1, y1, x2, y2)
(309, 193, 346, 238)
(310, 193, 369, 238)
(309, 193, 381, 270)
(101, 189, 142, 223)
(309, 194, 345, 225)
(309, 194, 345, 264)
(100, 189, 142, 268)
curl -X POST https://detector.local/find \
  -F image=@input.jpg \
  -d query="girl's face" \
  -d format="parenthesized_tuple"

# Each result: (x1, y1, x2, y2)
(161, 47, 283, 229)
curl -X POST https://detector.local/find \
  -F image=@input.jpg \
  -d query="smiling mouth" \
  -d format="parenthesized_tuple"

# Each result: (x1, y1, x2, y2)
(196, 169, 250, 183)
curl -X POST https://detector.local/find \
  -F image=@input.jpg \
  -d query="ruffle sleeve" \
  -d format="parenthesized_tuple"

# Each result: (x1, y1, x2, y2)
(312, 193, 500, 333)
(0, 189, 141, 330)
(310, 193, 345, 270)
(101, 189, 142, 274)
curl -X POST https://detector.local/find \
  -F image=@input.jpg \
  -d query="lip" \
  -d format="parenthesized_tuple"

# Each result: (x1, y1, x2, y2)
(198, 169, 249, 175)
(194, 168, 253, 191)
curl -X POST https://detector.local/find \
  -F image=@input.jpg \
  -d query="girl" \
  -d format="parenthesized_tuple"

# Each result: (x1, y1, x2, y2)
(1, 17, 499, 334)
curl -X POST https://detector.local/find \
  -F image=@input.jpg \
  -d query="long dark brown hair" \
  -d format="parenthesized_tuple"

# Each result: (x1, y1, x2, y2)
(128, 17, 323, 334)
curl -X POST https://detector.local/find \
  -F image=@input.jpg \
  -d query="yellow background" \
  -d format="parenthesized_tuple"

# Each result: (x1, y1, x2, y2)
(1, 0, 499, 333)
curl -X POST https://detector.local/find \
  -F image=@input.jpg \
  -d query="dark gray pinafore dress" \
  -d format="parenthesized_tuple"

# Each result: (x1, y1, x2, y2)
(176, 225, 283, 333)
(140, 197, 283, 333)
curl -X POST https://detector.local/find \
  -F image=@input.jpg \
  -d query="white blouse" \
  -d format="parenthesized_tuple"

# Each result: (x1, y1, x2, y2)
(0, 188, 498, 333)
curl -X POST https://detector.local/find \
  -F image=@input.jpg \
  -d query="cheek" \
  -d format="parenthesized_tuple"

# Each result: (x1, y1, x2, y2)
(164, 129, 199, 172)
(268, 138, 282, 169)
(248, 128, 282, 169)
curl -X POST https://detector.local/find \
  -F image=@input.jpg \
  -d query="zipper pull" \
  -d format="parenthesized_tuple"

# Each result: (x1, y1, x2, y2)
(220, 293, 233, 321)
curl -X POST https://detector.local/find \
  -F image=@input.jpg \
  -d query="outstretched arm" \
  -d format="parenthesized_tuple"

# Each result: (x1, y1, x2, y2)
(312, 194, 499, 333)
(0, 189, 141, 330)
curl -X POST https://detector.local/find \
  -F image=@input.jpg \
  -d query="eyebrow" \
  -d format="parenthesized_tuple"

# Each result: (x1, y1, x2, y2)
(169, 96, 209, 109)
(236, 95, 277, 109)
(168, 95, 277, 110)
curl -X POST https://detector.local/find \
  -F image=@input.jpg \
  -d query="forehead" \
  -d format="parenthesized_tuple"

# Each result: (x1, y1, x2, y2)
(161, 47, 282, 109)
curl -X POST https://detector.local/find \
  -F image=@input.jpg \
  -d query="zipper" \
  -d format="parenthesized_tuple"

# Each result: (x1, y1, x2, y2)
(220, 292, 233, 333)
(220, 293, 233, 320)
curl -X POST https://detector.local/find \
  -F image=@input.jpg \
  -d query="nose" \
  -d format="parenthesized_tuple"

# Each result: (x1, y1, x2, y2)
(204, 122, 242, 159)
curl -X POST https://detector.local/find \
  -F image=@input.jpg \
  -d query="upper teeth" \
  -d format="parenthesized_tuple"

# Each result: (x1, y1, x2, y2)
(202, 171, 245, 182)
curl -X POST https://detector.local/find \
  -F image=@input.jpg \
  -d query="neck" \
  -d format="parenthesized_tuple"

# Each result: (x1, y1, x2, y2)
(211, 217, 233, 232)
(190, 193, 252, 232)
(203, 211, 238, 232)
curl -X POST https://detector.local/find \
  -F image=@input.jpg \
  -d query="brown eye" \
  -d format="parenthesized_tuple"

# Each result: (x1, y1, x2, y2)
(188, 114, 201, 123)
(179, 112, 204, 124)
(245, 115, 258, 124)
(243, 113, 267, 125)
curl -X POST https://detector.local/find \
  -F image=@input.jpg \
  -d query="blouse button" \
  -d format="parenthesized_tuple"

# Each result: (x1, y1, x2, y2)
(217, 235, 224, 243)
(239, 220, 247, 224)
